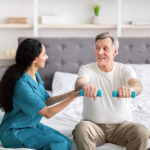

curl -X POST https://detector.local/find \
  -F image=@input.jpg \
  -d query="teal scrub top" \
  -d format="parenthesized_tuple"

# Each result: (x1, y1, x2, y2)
(0, 71, 50, 130)
(0, 71, 72, 150)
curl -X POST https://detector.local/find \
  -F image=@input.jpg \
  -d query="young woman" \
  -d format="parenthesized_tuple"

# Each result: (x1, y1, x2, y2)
(0, 39, 78, 150)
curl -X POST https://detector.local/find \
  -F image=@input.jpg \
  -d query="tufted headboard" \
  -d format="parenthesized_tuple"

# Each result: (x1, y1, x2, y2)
(18, 37, 150, 90)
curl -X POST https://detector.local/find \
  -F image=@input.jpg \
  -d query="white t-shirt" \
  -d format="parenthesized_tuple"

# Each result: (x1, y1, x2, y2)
(78, 62, 137, 124)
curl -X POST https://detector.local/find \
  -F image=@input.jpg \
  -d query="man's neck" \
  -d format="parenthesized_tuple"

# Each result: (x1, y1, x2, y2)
(98, 61, 114, 72)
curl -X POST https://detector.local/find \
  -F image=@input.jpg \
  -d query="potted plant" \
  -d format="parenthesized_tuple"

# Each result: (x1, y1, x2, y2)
(94, 5, 100, 16)
(91, 4, 101, 24)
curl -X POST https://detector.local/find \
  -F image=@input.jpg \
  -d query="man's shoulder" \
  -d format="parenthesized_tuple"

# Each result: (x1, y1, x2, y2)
(116, 62, 129, 68)
(81, 62, 97, 68)
(115, 62, 134, 71)
(115, 62, 124, 66)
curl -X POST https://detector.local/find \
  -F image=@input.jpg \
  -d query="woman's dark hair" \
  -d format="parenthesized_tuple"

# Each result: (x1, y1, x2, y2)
(0, 38, 42, 113)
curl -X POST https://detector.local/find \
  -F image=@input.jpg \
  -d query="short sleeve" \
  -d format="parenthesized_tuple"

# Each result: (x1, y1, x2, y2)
(124, 65, 137, 84)
(14, 80, 46, 116)
(78, 65, 90, 81)
(45, 90, 50, 100)
(36, 71, 50, 100)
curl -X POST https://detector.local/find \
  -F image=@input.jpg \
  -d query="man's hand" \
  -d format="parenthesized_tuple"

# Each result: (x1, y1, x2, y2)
(75, 77, 97, 100)
(117, 86, 133, 99)
(82, 83, 98, 100)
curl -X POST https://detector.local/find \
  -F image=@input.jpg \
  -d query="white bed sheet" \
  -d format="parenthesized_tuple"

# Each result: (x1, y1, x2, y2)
(40, 96, 150, 150)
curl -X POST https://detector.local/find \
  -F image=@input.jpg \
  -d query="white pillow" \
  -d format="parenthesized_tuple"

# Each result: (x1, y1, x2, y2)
(52, 72, 78, 96)
(126, 64, 150, 111)
(0, 109, 4, 124)
(129, 64, 150, 84)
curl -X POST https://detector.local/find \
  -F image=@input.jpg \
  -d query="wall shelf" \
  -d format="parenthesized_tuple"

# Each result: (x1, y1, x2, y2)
(38, 24, 117, 29)
(0, 54, 15, 60)
(2, 0, 148, 36)
(122, 24, 150, 29)
(0, 23, 116, 30)
(0, 24, 33, 29)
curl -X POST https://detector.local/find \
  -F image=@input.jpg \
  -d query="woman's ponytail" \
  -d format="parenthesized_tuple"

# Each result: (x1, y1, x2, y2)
(0, 64, 25, 112)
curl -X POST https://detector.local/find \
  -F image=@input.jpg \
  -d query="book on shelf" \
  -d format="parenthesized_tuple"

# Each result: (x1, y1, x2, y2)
(8, 17, 28, 24)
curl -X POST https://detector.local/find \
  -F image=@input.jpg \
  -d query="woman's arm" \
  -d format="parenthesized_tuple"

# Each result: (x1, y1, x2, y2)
(45, 90, 76, 106)
(39, 91, 79, 118)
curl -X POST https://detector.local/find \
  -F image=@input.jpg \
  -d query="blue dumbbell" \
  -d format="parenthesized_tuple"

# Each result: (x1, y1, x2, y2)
(79, 89, 102, 97)
(112, 90, 136, 98)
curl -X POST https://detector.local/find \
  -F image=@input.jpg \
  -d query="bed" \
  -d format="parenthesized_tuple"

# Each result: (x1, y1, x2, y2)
(0, 37, 150, 150)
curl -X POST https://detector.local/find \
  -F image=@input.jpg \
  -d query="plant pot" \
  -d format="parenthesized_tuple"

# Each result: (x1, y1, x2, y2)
(91, 16, 101, 24)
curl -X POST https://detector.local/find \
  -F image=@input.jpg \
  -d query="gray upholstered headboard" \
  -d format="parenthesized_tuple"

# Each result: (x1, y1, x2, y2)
(18, 37, 150, 90)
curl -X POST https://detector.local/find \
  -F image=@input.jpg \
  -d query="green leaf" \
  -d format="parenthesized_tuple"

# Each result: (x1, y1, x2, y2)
(94, 5, 100, 16)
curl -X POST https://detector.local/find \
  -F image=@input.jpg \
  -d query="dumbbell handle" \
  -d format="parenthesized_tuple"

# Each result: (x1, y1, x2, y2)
(112, 90, 136, 98)
(79, 89, 102, 97)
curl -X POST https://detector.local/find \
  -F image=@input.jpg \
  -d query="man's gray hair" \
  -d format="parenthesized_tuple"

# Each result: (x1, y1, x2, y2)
(95, 32, 119, 50)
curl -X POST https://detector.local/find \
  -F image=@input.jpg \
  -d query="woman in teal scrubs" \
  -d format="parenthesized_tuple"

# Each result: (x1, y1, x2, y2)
(0, 39, 78, 150)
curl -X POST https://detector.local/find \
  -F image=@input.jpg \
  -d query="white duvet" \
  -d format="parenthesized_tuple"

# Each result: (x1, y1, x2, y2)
(0, 64, 150, 150)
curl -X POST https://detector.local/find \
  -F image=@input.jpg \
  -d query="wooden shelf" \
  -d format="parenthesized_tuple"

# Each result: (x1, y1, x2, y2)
(1, 23, 150, 31)
(0, 23, 117, 29)
(0, 23, 33, 29)
(38, 24, 117, 29)
(0, 54, 15, 60)
(122, 24, 150, 29)
(3, 23, 150, 30)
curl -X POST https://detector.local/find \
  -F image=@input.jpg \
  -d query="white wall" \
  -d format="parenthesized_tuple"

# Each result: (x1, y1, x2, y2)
(38, 0, 117, 24)
(122, 0, 150, 23)
(0, 0, 150, 53)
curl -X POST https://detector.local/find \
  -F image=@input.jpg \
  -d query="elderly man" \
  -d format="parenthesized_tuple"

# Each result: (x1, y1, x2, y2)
(73, 32, 149, 150)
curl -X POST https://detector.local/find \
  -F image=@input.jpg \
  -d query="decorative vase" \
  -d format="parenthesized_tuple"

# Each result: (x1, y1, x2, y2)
(91, 16, 101, 24)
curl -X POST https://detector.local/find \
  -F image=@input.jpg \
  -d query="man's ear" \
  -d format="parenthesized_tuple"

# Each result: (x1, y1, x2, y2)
(113, 48, 118, 56)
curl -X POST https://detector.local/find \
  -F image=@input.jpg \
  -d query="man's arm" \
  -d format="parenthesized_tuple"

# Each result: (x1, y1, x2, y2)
(75, 77, 88, 90)
(117, 78, 142, 98)
(128, 78, 142, 96)
(75, 77, 97, 100)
